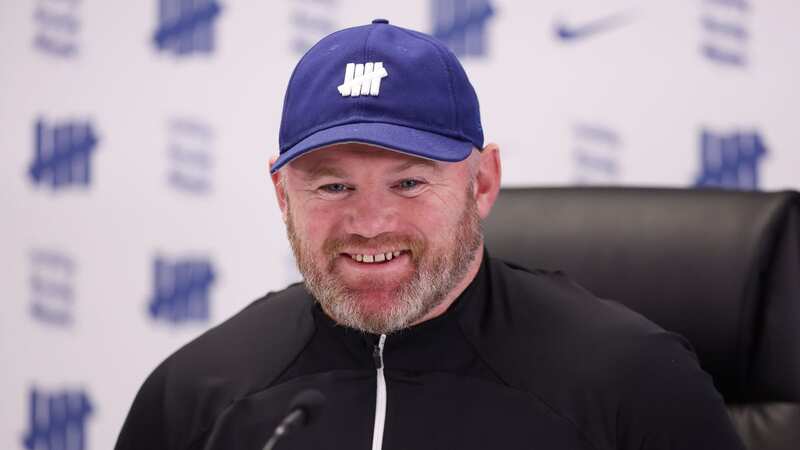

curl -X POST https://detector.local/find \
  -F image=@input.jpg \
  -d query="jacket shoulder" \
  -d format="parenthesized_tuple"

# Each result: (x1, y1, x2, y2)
(470, 258, 667, 366)
(462, 257, 741, 449)
(115, 283, 315, 450)
(483, 258, 697, 386)
(164, 282, 315, 384)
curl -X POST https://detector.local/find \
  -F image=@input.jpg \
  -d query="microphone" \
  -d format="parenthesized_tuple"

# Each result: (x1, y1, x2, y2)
(262, 389, 326, 450)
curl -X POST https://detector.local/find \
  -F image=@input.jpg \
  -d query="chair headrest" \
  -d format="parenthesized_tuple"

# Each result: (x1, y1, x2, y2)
(483, 187, 800, 402)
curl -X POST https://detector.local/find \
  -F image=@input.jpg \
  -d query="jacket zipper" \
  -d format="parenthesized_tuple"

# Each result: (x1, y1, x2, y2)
(370, 334, 387, 450)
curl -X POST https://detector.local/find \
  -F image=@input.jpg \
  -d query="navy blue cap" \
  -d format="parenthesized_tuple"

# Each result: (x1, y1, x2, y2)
(272, 19, 484, 173)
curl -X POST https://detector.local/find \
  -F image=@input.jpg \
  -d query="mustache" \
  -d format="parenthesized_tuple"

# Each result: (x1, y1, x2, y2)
(323, 233, 426, 259)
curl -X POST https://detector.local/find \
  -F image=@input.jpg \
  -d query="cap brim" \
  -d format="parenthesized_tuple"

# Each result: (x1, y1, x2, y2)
(271, 122, 474, 173)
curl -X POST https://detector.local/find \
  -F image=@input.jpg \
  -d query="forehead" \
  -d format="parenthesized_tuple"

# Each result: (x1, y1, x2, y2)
(287, 143, 443, 175)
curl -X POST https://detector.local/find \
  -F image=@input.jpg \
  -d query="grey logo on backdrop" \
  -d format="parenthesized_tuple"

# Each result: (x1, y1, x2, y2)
(167, 118, 214, 195)
(29, 249, 76, 326)
(290, 0, 339, 54)
(572, 123, 622, 185)
(33, 0, 80, 57)
(700, 0, 750, 67)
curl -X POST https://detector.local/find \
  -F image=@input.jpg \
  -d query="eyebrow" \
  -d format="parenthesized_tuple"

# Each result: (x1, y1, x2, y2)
(301, 166, 349, 182)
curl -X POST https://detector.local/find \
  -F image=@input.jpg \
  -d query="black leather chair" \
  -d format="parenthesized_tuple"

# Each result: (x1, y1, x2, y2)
(482, 187, 800, 450)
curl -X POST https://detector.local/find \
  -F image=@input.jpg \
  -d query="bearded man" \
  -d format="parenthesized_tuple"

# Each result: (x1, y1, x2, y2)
(116, 19, 745, 450)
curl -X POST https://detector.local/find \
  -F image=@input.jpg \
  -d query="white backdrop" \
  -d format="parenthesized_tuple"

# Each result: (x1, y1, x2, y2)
(2, 0, 798, 449)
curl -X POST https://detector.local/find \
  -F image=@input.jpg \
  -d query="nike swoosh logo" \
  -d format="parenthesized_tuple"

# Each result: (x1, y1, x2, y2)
(554, 12, 634, 42)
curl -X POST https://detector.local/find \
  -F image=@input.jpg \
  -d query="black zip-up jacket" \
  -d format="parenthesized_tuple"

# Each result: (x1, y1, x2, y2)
(116, 251, 745, 450)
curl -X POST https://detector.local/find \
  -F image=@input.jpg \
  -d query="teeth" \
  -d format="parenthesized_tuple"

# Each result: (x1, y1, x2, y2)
(350, 250, 404, 263)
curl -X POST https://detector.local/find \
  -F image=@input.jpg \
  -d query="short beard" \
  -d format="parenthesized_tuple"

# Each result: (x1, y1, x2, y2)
(285, 184, 482, 335)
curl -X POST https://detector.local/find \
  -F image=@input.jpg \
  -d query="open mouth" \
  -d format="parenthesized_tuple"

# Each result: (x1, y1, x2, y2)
(343, 250, 409, 264)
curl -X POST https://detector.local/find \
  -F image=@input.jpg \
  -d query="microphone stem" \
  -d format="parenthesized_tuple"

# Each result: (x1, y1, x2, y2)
(262, 409, 305, 450)
(263, 424, 289, 450)
(262, 434, 280, 450)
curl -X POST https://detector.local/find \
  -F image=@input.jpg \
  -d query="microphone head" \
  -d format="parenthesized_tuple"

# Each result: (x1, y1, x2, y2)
(288, 389, 326, 426)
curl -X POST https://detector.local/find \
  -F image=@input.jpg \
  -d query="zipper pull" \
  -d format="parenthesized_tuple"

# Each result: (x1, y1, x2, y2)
(372, 334, 386, 369)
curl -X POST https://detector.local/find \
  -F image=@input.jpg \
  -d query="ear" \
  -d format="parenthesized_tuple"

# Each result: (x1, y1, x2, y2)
(473, 143, 502, 219)
(269, 155, 289, 222)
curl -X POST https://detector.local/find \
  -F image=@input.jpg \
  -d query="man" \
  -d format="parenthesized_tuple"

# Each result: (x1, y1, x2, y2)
(116, 20, 745, 450)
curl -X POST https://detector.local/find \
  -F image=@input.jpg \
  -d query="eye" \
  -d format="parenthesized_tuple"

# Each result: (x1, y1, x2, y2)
(396, 179, 424, 190)
(319, 183, 350, 194)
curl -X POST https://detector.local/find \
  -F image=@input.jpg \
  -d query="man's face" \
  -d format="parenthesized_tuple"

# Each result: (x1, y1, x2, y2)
(275, 143, 483, 334)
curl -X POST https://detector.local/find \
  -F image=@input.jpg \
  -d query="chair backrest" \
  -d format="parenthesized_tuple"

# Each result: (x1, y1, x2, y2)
(482, 187, 800, 450)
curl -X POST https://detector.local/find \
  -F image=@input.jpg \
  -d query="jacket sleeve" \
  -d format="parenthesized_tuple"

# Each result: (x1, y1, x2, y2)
(615, 331, 746, 450)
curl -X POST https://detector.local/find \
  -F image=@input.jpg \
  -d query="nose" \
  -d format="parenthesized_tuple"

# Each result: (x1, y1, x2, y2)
(343, 188, 400, 239)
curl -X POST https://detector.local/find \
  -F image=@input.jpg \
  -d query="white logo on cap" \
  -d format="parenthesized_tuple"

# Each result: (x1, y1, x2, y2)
(337, 62, 388, 97)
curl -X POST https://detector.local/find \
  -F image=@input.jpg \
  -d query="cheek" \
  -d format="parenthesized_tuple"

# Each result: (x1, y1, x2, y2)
(404, 197, 464, 243)
(295, 202, 342, 244)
